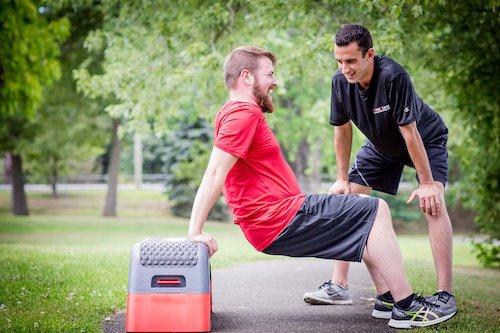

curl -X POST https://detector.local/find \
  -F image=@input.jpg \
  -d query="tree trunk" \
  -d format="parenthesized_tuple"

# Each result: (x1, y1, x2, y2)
(133, 133, 143, 189)
(10, 153, 29, 215)
(50, 157, 58, 198)
(294, 138, 321, 194)
(309, 139, 322, 192)
(3, 153, 12, 184)
(278, 98, 322, 193)
(103, 119, 121, 216)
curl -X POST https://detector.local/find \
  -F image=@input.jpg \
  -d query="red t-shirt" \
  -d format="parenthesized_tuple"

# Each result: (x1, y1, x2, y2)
(214, 100, 306, 251)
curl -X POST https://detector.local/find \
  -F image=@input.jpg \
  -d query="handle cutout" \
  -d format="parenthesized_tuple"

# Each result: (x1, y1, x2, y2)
(151, 275, 186, 288)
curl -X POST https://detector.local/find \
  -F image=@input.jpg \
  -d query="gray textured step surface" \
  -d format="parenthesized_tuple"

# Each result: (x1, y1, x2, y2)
(103, 258, 394, 332)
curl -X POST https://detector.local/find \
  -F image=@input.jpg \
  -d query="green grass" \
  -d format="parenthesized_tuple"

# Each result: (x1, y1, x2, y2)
(0, 190, 499, 332)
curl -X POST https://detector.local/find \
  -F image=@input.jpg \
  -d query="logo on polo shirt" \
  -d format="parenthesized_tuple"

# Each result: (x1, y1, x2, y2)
(373, 104, 391, 114)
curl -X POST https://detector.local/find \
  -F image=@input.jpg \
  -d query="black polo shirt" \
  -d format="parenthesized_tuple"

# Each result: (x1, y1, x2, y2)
(330, 55, 448, 159)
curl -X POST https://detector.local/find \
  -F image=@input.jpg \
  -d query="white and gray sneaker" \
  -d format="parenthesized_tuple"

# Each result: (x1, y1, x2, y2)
(388, 294, 457, 329)
(425, 291, 458, 316)
(425, 291, 457, 307)
(303, 280, 353, 305)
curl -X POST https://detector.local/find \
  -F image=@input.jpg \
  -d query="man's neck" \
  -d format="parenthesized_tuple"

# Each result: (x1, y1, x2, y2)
(358, 60, 375, 90)
(229, 90, 258, 105)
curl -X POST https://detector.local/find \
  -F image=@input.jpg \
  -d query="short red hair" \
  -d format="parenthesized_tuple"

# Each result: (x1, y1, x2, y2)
(223, 46, 277, 89)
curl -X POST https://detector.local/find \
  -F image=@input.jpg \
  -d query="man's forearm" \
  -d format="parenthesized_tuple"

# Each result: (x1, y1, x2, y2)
(401, 124, 434, 184)
(334, 122, 353, 180)
(188, 147, 237, 237)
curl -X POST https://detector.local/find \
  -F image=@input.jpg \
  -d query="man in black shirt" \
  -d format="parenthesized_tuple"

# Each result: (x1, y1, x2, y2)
(303, 24, 457, 324)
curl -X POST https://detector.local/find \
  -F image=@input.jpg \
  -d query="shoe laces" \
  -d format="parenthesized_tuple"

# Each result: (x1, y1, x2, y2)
(434, 291, 452, 304)
(415, 294, 439, 310)
(318, 280, 332, 289)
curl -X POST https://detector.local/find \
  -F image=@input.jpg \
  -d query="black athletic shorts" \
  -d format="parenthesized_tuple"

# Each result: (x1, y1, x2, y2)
(262, 194, 379, 262)
(348, 140, 448, 195)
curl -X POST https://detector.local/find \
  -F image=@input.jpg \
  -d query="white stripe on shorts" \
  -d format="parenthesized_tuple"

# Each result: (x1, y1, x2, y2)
(354, 157, 370, 187)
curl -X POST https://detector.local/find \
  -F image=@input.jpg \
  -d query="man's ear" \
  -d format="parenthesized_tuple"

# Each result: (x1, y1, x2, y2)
(240, 69, 253, 86)
(366, 48, 375, 60)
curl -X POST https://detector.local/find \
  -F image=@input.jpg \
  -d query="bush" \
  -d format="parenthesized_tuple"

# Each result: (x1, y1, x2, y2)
(162, 118, 228, 221)
(472, 239, 500, 269)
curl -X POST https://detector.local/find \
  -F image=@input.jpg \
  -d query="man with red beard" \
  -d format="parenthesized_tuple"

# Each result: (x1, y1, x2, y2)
(187, 46, 454, 328)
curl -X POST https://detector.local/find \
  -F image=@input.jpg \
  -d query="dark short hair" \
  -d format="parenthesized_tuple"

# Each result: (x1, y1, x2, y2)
(335, 24, 373, 57)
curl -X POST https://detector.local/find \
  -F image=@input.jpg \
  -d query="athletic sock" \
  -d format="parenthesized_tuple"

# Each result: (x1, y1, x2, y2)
(380, 291, 394, 302)
(395, 293, 415, 310)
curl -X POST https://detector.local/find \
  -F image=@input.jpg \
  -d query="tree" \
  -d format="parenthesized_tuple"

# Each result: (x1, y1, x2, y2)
(362, 0, 499, 266)
(23, 85, 107, 197)
(162, 117, 228, 220)
(0, 0, 69, 214)
(23, 3, 107, 197)
(73, 1, 388, 192)
(415, 1, 499, 266)
(73, 0, 498, 257)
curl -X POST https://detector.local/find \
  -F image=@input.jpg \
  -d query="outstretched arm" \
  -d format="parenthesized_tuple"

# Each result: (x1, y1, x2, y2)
(188, 146, 238, 256)
(399, 122, 440, 216)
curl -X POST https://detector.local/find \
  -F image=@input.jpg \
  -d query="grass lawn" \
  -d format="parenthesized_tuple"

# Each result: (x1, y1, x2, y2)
(0, 190, 499, 332)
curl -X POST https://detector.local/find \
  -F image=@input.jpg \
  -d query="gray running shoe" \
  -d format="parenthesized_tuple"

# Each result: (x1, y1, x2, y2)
(425, 290, 457, 310)
(388, 294, 457, 329)
(371, 294, 394, 319)
(303, 280, 353, 305)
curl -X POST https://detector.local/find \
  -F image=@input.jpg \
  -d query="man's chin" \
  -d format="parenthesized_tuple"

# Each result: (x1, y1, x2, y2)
(253, 90, 274, 113)
(262, 100, 275, 113)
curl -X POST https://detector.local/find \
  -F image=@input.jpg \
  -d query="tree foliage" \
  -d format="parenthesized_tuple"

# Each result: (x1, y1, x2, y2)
(72, 0, 499, 263)
(0, 0, 69, 151)
(367, 0, 499, 266)
(0, 0, 69, 214)
(23, 3, 107, 196)
(162, 118, 228, 220)
(73, 0, 412, 193)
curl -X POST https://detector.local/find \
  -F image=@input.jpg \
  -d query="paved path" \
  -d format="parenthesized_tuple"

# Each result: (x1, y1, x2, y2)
(103, 258, 394, 332)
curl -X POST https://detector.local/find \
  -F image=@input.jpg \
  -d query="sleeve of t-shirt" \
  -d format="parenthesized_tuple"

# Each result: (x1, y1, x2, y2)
(390, 73, 419, 126)
(329, 78, 350, 126)
(214, 110, 260, 159)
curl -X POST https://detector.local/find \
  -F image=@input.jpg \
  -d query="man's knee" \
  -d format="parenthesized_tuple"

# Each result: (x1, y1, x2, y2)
(425, 180, 450, 220)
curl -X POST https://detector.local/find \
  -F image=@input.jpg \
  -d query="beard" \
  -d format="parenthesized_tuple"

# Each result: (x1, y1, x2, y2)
(252, 80, 275, 113)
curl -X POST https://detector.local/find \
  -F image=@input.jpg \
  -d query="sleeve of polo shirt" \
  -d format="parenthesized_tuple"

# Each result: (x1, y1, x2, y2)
(214, 110, 259, 159)
(329, 78, 350, 126)
(390, 73, 419, 126)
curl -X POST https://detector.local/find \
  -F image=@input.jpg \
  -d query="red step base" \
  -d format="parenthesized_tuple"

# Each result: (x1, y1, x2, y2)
(126, 293, 211, 332)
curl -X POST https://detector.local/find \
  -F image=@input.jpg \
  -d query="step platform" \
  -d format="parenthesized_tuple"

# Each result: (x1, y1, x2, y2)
(126, 238, 211, 332)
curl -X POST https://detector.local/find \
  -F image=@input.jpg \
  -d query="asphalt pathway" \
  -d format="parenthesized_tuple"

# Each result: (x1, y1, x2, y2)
(103, 258, 394, 332)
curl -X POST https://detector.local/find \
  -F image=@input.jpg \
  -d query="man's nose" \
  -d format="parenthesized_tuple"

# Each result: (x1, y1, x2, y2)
(341, 63, 350, 74)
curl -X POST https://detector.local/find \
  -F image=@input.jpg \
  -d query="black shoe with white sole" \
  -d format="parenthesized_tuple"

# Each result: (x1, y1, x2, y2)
(371, 294, 394, 319)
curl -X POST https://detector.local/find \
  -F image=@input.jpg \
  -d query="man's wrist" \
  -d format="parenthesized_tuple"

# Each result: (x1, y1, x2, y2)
(337, 175, 349, 182)
(188, 229, 201, 238)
